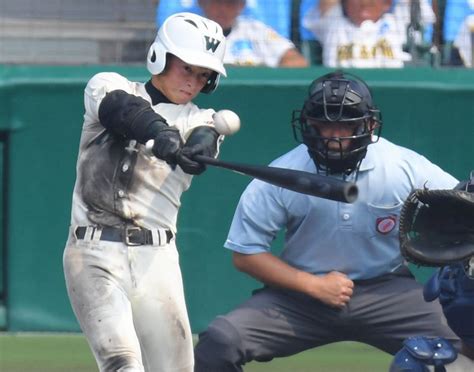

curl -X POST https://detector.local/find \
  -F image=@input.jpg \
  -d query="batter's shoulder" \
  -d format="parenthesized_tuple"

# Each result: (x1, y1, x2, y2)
(85, 72, 136, 95)
(87, 71, 129, 85)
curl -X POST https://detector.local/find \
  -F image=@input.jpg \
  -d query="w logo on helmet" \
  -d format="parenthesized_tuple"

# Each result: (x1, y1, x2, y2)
(204, 36, 221, 53)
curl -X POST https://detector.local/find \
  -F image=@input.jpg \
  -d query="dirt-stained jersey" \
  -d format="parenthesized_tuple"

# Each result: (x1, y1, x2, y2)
(70, 72, 222, 232)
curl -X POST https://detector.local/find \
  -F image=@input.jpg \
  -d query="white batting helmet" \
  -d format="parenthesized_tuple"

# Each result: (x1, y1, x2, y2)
(147, 12, 227, 93)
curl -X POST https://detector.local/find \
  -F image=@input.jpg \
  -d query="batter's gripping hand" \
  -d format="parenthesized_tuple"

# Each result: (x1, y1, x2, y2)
(177, 144, 207, 175)
(176, 126, 219, 175)
(151, 127, 183, 166)
(399, 188, 474, 267)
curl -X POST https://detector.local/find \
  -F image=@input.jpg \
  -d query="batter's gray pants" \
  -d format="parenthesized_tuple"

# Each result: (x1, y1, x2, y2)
(194, 271, 460, 371)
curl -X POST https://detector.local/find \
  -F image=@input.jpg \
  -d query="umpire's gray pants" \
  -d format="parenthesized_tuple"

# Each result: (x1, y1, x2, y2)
(194, 271, 460, 371)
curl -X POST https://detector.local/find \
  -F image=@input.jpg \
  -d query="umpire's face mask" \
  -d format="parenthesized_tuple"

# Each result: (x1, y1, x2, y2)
(303, 118, 373, 176)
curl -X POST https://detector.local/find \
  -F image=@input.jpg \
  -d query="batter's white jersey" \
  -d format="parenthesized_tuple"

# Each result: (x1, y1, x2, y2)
(304, 5, 409, 68)
(223, 16, 296, 67)
(64, 72, 223, 372)
(71, 72, 222, 232)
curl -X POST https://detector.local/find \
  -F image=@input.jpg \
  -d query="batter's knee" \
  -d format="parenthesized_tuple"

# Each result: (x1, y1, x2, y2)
(194, 317, 245, 372)
(100, 355, 144, 372)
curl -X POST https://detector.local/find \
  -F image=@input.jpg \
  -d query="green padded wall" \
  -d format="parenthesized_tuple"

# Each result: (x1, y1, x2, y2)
(0, 140, 4, 329)
(0, 66, 473, 332)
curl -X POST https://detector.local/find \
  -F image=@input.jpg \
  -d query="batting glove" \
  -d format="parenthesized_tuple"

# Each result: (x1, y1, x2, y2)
(177, 143, 207, 175)
(151, 126, 183, 166)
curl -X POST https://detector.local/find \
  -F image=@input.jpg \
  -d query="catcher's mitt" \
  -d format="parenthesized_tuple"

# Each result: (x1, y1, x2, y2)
(399, 187, 474, 267)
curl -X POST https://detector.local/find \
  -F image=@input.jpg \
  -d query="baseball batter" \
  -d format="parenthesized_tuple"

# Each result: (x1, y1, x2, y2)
(194, 71, 460, 371)
(63, 12, 227, 372)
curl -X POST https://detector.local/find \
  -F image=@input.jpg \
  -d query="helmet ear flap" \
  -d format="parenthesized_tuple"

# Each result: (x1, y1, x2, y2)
(147, 42, 167, 76)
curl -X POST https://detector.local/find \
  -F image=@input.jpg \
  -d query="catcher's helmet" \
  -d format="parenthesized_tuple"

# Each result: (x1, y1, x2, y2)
(292, 71, 382, 175)
(147, 12, 227, 94)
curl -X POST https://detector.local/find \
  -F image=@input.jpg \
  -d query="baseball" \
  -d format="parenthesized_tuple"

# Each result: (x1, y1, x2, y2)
(213, 109, 241, 136)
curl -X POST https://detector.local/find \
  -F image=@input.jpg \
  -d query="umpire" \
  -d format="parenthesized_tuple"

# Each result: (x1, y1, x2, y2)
(194, 71, 460, 370)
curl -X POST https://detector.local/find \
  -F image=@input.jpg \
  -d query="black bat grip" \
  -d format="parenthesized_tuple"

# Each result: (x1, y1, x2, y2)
(194, 155, 358, 203)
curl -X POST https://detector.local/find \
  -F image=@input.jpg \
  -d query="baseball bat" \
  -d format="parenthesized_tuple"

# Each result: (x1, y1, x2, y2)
(194, 155, 358, 203)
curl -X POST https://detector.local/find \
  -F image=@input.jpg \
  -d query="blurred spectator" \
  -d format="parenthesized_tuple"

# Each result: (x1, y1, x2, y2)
(156, 0, 292, 39)
(452, 14, 474, 66)
(198, 0, 308, 67)
(443, 0, 474, 66)
(394, 0, 437, 65)
(301, 0, 436, 40)
(303, 0, 409, 67)
(392, 0, 436, 42)
(298, 0, 338, 64)
(302, 0, 436, 67)
(444, 0, 473, 42)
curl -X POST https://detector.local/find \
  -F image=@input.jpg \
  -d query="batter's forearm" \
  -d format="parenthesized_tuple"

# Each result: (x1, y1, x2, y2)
(98, 89, 168, 143)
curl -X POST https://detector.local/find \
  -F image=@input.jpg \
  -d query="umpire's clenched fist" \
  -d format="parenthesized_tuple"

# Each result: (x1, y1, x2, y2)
(306, 271, 354, 308)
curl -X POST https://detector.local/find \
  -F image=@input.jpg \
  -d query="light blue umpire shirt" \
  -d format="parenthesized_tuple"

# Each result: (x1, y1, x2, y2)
(224, 137, 459, 280)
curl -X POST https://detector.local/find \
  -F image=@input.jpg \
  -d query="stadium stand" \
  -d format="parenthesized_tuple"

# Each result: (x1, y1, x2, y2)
(156, 0, 292, 38)
(0, 0, 470, 67)
(0, 0, 157, 64)
(442, 0, 473, 65)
